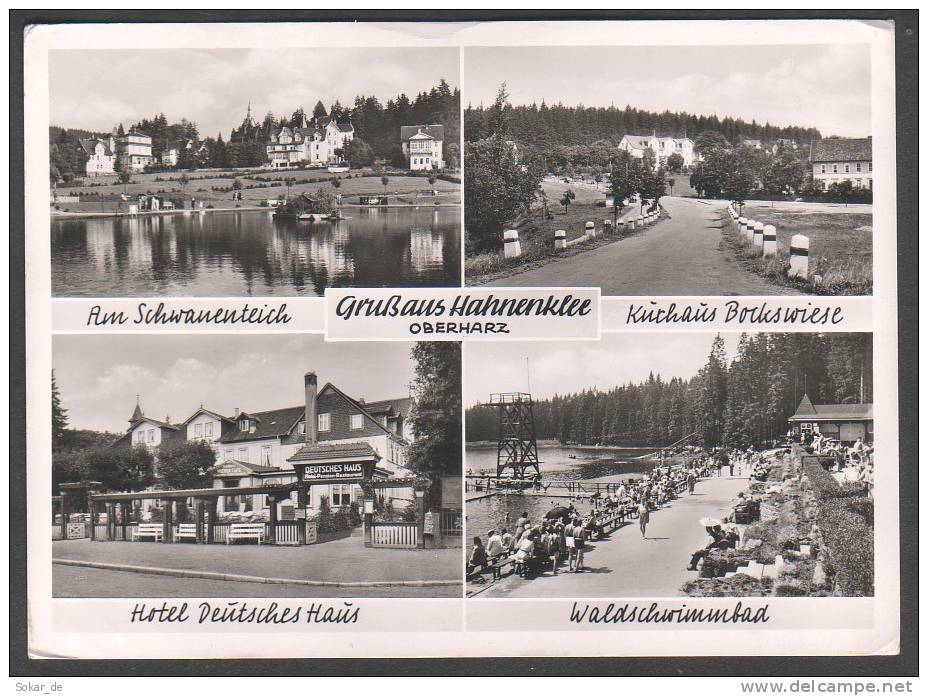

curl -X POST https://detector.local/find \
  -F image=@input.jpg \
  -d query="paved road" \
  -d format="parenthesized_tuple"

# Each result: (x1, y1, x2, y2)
(484, 197, 799, 295)
(53, 532, 461, 598)
(473, 473, 749, 599)
(53, 565, 461, 598)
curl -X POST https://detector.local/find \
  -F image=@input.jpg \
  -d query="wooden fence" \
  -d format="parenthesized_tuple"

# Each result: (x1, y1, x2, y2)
(371, 522, 418, 548)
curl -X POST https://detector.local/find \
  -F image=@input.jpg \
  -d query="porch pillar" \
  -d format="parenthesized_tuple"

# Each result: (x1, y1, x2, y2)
(360, 482, 375, 548)
(106, 503, 116, 541)
(89, 498, 97, 540)
(297, 485, 308, 545)
(161, 498, 173, 543)
(59, 489, 69, 540)
(195, 499, 206, 543)
(121, 501, 130, 540)
(206, 499, 217, 544)
(268, 496, 278, 545)
(415, 489, 426, 549)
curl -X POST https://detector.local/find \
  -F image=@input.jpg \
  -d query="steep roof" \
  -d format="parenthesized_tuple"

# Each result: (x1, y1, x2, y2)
(220, 406, 305, 443)
(287, 441, 379, 463)
(622, 134, 692, 149)
(182, 407, 235, 426)
(400, 125, 444, 142)
(79, 138, 113, 157)
(788, 395, 873, 422)
(337, 122, 354, 133)
(213, 459, 282, 476)
(131, 416, 180, 431)
(810, 138, 872, 163)
(363, 396, 413, 419)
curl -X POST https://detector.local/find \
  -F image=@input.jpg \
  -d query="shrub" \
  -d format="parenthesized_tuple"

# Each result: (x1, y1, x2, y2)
(817, 499, 874, 596)
(682, 575, 773, 597)
(801, 456, 842, 498)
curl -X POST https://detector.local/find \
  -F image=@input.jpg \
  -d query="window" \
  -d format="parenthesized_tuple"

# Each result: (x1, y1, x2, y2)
(194, 423, 202, 438)
(136, 430, 144, 444)
(868, 162, 873, 172)
(318, 413, 331, 432)
(261, 445, 272, 466)
(238, 447, 248, 463)
(856, 162, 861, 172)
(239, 419, 249, 431)
(350, 414, 363, 430)
(821, 165, 826, 174)
(224, 449, 233, 460)
(223, 479, 240, 508)
(298, 421, 306, 435)
(204, 422, 213, 437)
(844, 164, 849, 173)
(332, 484, 352, 507)
(833, 165, 838, 173)
(148, 429, 155, 443)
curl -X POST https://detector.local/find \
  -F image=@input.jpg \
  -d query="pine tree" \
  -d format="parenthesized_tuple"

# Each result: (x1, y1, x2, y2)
(406, 342, 462, 509)
(52, 369, 68, 444)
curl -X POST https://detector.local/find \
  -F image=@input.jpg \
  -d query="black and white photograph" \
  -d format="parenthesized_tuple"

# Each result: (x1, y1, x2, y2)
(18, 14, 910, 671)
(50, 335, 463, 597)
(464, 45, 874, 295)
(464, 333, 874, 599)
(49, 47, 462, 296)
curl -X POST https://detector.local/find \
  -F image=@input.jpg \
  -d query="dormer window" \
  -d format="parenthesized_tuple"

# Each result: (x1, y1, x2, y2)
(298, 422, 306, 435)
(318, 413, 331, 432)
(239, 418, 250, 432)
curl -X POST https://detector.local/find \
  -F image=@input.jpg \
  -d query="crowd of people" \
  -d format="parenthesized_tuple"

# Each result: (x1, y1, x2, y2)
(467, 462, 713, 583)
(805, 434, 874, 494)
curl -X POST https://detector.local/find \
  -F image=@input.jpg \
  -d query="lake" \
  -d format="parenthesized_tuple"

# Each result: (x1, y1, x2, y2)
(465, 443, 662, 538)
(51, 207, 460, 296)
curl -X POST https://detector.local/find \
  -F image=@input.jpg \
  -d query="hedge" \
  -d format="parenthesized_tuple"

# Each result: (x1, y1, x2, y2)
(801, 455, 874, 596)
(816, 499, 874, 596)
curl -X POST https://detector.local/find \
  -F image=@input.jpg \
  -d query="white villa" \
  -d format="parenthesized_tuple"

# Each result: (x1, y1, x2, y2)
(115, 131, 154, 173)
(79, 136, 117, 177)
(266, 115, 355, 169)
(618, 133, 697, 169)
(401, 125, 445, 171)
(113, 372, 415, 515)
(809, 137, 873, 191)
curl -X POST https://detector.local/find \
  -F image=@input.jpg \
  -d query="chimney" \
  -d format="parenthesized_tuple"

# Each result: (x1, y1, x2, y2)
(304, 372, 318, 444)
(234, 407, 240, 417)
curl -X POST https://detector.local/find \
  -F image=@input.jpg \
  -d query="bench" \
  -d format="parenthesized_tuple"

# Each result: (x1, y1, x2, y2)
(175, 523, 198, 542)
(135, 523, 163, 542)
(226, 523, 265, 545)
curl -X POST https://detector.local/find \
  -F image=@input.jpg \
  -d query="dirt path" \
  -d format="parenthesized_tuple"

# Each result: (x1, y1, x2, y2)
(472, 473, 749, 598)
(482, 197, 800, 296)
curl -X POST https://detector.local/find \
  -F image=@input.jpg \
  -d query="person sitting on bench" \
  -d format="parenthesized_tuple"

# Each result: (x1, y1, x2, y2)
(512, 530, 536, 578)
(687, 525, 726, 571)
(486, 529, 505, 563)
(467, 536, 488, 576)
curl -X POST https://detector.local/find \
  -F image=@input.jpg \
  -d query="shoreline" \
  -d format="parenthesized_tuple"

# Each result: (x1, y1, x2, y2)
(50, 202, 461, 221)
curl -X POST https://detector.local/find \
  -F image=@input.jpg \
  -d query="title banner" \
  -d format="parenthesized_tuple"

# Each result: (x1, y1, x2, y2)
(602, 296, 873, 332)
(52, 298, 325, 333)
(324, 288, 601, 341)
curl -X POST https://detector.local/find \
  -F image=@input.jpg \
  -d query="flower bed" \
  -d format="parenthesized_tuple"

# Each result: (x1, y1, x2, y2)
(682, 575, 774, 598)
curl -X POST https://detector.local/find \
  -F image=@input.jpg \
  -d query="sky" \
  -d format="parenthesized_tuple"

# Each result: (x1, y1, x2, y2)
(464, 44, 871, 138)
(464, 334, 741, 408)
(49, 47, 460, 138)
(54, 335, 417, 433)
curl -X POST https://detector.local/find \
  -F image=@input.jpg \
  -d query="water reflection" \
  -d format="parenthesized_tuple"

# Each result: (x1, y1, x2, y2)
(52, 207, 461, 297)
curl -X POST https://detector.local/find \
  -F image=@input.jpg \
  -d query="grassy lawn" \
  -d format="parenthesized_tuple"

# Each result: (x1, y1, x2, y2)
(51, 170, 460, 215)
(465, 176, 659, 283)
(726, 204, 873, 295)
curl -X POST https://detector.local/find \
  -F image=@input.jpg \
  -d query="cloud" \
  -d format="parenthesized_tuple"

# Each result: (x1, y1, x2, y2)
(50, 47, 459, 136)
